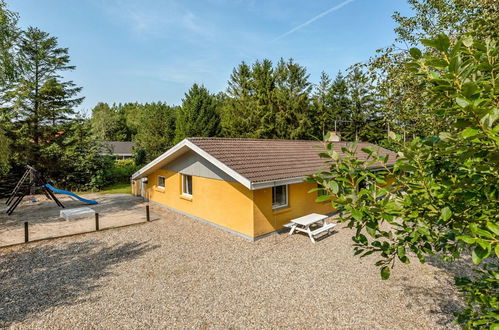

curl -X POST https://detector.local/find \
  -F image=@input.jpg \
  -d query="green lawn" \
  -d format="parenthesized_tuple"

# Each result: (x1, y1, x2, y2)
(79, 183, 131, 195)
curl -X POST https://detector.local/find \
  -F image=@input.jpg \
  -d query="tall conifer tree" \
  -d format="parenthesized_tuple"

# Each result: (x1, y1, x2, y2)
(8, 27, 83, 166)
(175, 84, 220, 143)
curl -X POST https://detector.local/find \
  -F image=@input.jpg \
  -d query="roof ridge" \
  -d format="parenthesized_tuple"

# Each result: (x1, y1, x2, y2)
(187, 137, 363, 143)
(133, 138, 397, 188)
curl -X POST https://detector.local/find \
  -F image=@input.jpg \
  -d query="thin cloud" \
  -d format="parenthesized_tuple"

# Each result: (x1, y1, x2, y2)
(95, 0, 214, 40)
(272, 0, 355, 42)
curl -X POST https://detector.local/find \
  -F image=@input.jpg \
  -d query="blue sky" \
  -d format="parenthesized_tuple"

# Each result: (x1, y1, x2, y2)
(10, 0, 411, 113)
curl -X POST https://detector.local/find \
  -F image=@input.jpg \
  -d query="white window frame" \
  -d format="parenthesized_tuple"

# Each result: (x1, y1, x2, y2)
(181, 174, 193, 197)
(157, 176, 166, 189)
(272, 184, 288, 210)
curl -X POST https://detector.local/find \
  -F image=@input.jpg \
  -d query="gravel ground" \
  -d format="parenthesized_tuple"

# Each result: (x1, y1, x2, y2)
(0, 194, 162, 247)
(0, 193, 150, 228)
(0, 207, 466, 329)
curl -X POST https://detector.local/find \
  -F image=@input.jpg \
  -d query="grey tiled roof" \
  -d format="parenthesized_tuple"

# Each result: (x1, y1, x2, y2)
(101, 141, 134, 155)
(188, 138, 396, 183)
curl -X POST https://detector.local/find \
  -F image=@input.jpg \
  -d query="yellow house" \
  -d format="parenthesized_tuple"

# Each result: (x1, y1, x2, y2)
(131, 138, 396, 241)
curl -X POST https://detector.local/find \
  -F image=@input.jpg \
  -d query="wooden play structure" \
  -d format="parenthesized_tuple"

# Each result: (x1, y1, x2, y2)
(5, 165, 64, 215)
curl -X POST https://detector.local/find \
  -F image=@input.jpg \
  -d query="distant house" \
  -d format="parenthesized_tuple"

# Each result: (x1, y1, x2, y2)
(100, 141, 134, 160)
(131, 137, 396, 241)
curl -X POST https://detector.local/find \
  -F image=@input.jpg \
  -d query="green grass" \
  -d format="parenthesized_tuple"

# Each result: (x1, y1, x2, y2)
(99, 182, 132, 194)
(79, 182, 132, 195)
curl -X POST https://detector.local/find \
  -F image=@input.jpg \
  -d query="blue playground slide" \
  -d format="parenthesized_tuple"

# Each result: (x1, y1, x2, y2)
(44, 184, 98, 205)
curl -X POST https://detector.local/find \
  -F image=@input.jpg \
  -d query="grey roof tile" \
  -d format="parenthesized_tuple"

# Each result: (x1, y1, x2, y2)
(188, 137, 396, 183)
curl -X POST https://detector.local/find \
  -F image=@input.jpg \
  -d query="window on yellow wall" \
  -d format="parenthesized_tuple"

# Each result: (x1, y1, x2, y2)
(182, 174, 192, 196)
(272, 185, 288, 209)
(317, 184, 326, 196)
(157, 176, 166, 189)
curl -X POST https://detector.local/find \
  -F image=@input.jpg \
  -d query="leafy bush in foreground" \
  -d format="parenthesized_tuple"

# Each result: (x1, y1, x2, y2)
(310, 34, 498, 328)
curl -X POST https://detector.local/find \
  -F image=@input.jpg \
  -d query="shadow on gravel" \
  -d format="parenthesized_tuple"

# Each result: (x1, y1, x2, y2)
(0, 239, 158, 327)
(400, 273, 463, 327)
(399, 256, 475, 327)
(426, 254, 476, 279)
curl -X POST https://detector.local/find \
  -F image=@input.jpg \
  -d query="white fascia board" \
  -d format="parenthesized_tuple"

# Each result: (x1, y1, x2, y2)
(184, 140, 252, 190)
(249, 164, 395, 190)
(131, 139, 189, 180)
(131, 139, 253, 190)
(250, 176, 306, 190)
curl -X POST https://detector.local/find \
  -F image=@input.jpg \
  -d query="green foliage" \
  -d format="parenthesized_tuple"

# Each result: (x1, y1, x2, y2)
(6, 27, 83, 167)
(0, 0, 19, 88)
(103, 159, 139, 187)
(392, 0, 498, 46)
(134, 148, 146, 166)
(312, 71, 350, 138)
(90, 102, 132, 141)
(221, 58, 316, 140)
(0, 127, 9, 174)
(310, 35, 498, 327)
(220, 61, 258, 138)
(455, 265, 498, 328)
(127, 102, 177, 161)
(175, 83, 220, 143)
(273, 58, 314, 139)
(52, 117, 112, 190)
(221, 58, 387, 142)
(367, 0, 499, 141)
(341, 67, 385, 142)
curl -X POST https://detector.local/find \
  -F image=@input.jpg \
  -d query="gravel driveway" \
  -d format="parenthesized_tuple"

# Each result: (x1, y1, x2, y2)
(0, 207, 465, 329)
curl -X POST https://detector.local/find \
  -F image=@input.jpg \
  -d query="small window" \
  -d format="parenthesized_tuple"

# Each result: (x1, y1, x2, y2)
(182, 174, 193, 196)
(359, 178, 371, 190)
(317, 184, 327, 196)
(157, 176, 165, 189)
(272, 185, 288, 209)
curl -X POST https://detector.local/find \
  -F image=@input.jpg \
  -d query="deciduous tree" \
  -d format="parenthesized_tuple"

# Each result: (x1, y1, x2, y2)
(311, 34, 498, 328)
(127, 102, 177, 161)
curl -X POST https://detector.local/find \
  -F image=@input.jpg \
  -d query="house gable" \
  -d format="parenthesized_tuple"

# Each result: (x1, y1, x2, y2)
(163, 150, 237, 182)
(131, 139, 252, 189)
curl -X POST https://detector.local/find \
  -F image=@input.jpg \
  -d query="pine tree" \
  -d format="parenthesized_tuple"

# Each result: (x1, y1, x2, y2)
(220, 62, 259, 138)
(175, 84, 220, 143)
(250, 59, 276, 138)
(0, 127, 9, 174)
(0, 1, 19, 174)
(220, 58, 315, 140)
(39, 77, 83, 136)
(8, 27, 83, 166)
(342, 67, 383, 141)
(328, 71, 351, 137)
(311, 71, 351, 138)
(273, 58, 313, 139)
(0, 0, 19, 91)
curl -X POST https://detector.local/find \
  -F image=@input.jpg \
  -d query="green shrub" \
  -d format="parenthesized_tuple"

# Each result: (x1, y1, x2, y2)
(103, 159, 140, 186)
(310, 34, 498, 327)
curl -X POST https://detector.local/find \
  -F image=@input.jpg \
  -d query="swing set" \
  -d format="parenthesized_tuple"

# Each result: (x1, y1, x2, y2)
(5, 165, 64, 215)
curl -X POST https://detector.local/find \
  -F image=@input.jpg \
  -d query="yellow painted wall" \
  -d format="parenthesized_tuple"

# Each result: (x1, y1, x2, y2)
(252, 182, 334, 237)
(146, 169, 334, 239)
(146, 169, 255, 237)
